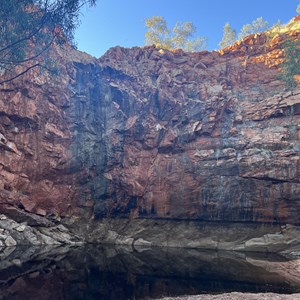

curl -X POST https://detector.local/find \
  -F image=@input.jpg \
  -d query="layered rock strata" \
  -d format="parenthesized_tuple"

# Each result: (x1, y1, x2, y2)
(0, 20, 299, 248)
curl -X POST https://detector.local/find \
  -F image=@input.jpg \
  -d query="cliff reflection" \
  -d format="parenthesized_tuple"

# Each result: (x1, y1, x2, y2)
(0, 245, 300, 300)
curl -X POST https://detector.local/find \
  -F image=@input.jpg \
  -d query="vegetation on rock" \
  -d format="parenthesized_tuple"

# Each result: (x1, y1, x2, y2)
(219, 17, 270, 49)
(238, 17, 270, 39)
(219, 22, 237, 48)
(264, 16, 300, 89)
(278, 36, 300, 88)
(0, 0, 97, 84)
(145, 16, 207, 52)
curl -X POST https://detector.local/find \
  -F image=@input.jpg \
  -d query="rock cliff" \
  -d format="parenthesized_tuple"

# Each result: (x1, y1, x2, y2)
(0, 18, 300, 248)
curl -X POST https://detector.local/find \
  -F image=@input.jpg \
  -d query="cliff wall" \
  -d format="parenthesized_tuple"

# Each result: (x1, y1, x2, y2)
(0, 24, 299, 230)
(95, 33, 300, 224)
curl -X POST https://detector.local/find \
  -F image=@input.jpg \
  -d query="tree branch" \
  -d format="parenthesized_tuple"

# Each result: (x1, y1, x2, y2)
(0, 63, 40, 85)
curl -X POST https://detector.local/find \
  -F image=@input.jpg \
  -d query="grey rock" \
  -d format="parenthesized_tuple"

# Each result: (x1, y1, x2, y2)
(15, 225, 26, 232)
(38, 227, 80, 244)
(133, 238, 152, 252)
(187, 239, 218, 250)
(116, 236, 134, 245)
(0, 233, 8, 240)
(0, 219, 18, 230)
(5, 236, 17, 246)
(56, 224, 69, 233)
(23, 228, 41, 245)
(0, 213, 82, 246)
(105, 230, 120, 243)
(11, 259, 22, 266)
(86, 219, 300, 254)
(35, 231, 61, 245)
(1, 246, 16, 257)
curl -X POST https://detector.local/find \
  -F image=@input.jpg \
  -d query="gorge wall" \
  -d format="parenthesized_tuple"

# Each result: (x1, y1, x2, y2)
(0, 21, 300, 241)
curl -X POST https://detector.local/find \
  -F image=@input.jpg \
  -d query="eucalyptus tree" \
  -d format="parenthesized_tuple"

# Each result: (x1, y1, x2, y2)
(0, 0, 96, 84)
(219, 22, 237, 48)
(145, 16, 207, 52)
(238, 17, 269, 39)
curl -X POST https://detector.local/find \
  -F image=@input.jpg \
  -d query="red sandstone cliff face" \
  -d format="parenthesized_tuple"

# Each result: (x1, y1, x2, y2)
(0, 23, 299, 224)
(95, 31, 300, 223)
(0, 47, 95, 217)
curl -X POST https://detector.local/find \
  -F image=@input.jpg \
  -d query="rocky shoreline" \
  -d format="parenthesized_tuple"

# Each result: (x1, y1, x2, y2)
(83, 218, 300, 254)
(0, 205, 82, 246)
(1, 204, 300, 256)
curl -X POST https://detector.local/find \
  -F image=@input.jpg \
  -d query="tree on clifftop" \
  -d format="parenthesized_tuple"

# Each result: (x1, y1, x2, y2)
(219, 22, 237, 49)
(145, 16, 207, 52)
(238, 17, 269, 39)
(0, 0, 97, 85)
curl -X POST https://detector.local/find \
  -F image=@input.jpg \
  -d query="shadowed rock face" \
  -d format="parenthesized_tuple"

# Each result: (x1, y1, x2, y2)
(0, 28, 299, 225)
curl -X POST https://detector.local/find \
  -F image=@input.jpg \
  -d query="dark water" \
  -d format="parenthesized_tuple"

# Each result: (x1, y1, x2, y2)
(0, 245, 300, 300)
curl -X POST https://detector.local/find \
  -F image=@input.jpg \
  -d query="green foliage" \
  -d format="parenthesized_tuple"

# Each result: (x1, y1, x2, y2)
(264, 20, 283, 41)
(145, 16, 171, 49)
(0, 0, 96, 84)
(145, 16, 207, 52)
(278, 37, 300, 89)
(297, 4, 300, 14)
(238, 17, 270, 39)
(269, 20, 283, 32)
(218, 18, 272, 48)
(219, 22, 237, 48)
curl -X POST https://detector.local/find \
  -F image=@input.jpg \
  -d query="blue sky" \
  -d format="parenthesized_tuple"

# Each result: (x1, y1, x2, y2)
(75, 0, 300, 58)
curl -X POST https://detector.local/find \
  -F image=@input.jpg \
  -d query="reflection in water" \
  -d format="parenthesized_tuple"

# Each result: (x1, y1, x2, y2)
(0, 245, 300, 300)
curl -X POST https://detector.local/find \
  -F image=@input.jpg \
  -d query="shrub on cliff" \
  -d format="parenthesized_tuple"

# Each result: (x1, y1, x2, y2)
(0, 0, 96, 85)
(219, 17, 270, 49)
(219, 22, 237, 48)
(278, 36, 300, 89)
(145, 16, 207, 52)
(238, 17, 270, 39)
